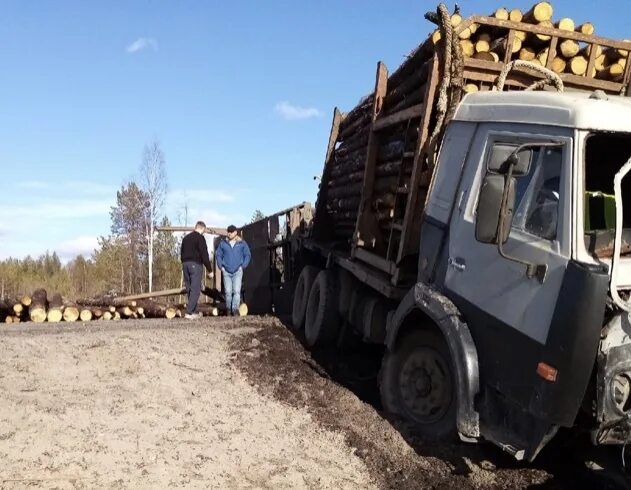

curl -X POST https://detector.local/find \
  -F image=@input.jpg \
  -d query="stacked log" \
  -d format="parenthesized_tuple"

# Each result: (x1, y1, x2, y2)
(316, 1, 631, 249)
(28, 288, 48, 323)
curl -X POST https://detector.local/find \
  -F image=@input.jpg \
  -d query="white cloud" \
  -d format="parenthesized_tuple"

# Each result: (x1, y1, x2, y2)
(274, 101, 322, 121)
(56, 235, 100, 261)
(0, 199, 112, 222)
(126, 37, 158, 54)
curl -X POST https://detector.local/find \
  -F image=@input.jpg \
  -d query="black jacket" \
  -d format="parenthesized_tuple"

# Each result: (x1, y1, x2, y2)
(180, 231, 212, 270)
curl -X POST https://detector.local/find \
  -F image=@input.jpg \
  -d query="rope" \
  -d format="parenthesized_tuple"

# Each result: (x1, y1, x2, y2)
(495, 60, 564, 93)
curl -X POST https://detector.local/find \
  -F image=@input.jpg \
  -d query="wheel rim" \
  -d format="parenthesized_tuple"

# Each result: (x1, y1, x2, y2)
(398, 346, 452, 424)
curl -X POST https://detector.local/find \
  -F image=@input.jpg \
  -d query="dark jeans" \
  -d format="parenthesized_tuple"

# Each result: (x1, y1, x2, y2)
(182, 261, 203, 315)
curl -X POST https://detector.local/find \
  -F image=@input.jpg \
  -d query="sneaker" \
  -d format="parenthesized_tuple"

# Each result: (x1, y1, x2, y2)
(184, 314, 198, 320)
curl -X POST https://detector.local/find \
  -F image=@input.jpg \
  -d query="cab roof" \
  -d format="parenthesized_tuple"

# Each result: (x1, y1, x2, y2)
(453, 90, 631, 133)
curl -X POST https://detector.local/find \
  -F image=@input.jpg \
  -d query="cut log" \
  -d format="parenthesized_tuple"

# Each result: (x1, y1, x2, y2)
(524, 2, 553, 23)
(451, 13, 462, 27)
(13, 303, 23, 316)
(63, 306, 80, 322)
(534, 21, 553, 42)
(568, 56, 588, 76)
(577, 23, 594, 35)
(80, 309, 93, 322)
(29, 288, 48, 323)
(117, 306, 134, 318)
(5, 316, 13, 324)
(460, 39, 475, 58)
(559, 40, 580, 59)
(46, 293, 64, 323)
(21, 295, 32, 307)
(165, 307, 178, 320)
(92, 308, 103, 319)
(598, 63, 625, 81)
(431, 30, 441, 44)
(493, 8, 509, 20)
(113, 311, 121, 321)
(509, 9, 523, 22)
(556, 18, 575, 32)
(514, 31, 527, 42)
(102, 311, 113, 321)
(519, 47, 537, 61)
(475, 34, 491, 53)
(473, 52, 496, 62)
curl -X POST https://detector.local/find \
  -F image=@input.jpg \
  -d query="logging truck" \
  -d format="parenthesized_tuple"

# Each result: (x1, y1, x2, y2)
(261, 4, 631, 461)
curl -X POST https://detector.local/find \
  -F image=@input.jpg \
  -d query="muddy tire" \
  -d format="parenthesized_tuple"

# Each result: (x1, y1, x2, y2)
(291, 265, 319, 331)
(304, 270, 341, 348)
(379, 330, 457, 441)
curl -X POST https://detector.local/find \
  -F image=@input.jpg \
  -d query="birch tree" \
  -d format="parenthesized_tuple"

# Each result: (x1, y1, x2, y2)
(140, 139, 167, 292)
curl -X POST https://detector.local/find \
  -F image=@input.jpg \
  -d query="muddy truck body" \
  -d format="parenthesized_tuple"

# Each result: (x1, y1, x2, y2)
(245, 9, 631, 461)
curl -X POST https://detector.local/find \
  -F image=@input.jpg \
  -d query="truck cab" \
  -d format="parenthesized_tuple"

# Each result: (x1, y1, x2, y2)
(415, 89, 631, 459)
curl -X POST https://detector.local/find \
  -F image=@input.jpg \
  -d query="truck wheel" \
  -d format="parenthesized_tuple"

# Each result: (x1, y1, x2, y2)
(379, 330, 457, 441)
(291, 265, 319, 330)
(304, 270, 341, 348)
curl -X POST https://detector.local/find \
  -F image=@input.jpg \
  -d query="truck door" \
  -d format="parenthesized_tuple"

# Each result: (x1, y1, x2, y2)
(443, 123, 573, 437)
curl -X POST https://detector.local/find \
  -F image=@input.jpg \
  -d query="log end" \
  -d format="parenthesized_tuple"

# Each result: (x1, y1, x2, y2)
(30, 308, 48, 323)
(47, 309, 63, 323)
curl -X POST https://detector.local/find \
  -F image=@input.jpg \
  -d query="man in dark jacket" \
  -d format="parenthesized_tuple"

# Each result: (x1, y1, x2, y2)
(180, 221, 213, 319)
(216, 225, 251, 316)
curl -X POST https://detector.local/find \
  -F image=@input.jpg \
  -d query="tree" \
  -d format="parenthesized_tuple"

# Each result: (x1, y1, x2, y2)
(110, 182, 150, 294)
(251, 209, 266, 223)
(153, 217, 181, 291)
(140, 139, 167, 293)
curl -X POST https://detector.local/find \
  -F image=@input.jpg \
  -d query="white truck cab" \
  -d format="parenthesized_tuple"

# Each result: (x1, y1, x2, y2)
(419, 89, 631, 459)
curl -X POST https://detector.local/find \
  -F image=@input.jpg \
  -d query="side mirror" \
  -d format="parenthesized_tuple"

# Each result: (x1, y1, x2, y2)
(475, 174, 516, 244)
(488, 144, 533, 176)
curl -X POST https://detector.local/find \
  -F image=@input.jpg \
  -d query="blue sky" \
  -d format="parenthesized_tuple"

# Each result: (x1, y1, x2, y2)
(1, 0, 630, 260)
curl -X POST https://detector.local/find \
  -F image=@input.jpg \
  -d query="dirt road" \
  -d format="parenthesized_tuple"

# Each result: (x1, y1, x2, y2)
(0, 317, 629, 489)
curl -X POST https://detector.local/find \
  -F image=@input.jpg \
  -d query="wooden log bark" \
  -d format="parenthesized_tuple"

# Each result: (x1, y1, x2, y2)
(383, 63, 429, 109)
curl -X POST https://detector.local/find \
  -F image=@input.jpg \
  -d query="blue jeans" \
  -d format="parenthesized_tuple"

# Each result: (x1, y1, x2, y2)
(223, 268, 243, 314)
(182, 261, 203, 315)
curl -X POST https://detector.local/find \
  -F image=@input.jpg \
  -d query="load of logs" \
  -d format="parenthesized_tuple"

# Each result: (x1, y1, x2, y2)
(0, 287, 246, 325)
(325, 1, 631, 243)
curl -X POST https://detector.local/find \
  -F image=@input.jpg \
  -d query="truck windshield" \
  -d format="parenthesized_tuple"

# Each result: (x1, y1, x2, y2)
(584, 132, 631, 258)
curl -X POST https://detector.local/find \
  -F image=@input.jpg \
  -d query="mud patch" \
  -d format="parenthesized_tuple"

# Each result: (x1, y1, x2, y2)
(230, 320, 631, 490)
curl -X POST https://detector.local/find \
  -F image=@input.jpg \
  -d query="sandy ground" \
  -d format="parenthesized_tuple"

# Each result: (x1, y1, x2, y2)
(0, 317, 630, 489)
(0, 319, 372, 489)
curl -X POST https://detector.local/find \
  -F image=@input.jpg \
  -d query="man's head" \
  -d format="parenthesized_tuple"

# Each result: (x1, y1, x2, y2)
(227, 225, 238, 240)
(194, 221, 206, 234)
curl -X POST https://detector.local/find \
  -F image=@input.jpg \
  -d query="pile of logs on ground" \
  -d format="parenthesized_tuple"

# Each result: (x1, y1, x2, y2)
(0, 287, 246, 325)
(324, 1, 631, 243)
